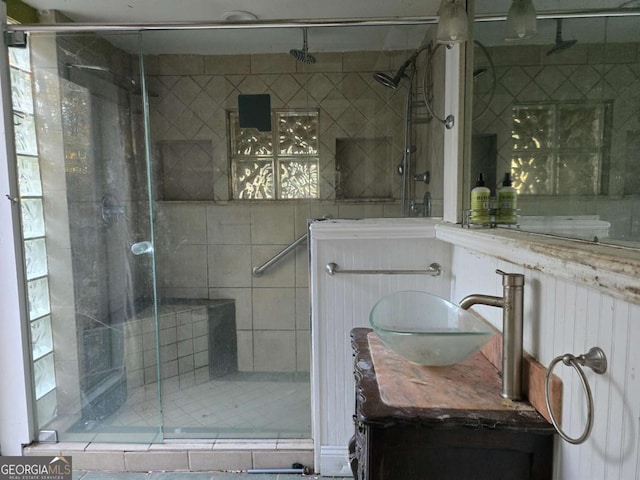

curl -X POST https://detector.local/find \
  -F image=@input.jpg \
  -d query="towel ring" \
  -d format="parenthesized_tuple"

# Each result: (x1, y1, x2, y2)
(544, 347, 607, 444)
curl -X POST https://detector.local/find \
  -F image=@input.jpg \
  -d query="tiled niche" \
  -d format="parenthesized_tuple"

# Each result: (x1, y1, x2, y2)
(335, 137, 394, 200)
(159, 140, 215, 201)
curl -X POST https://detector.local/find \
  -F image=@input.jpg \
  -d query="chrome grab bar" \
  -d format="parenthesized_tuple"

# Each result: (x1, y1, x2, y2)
(325, 262, 442, 276)
(252, 233, 307, 277)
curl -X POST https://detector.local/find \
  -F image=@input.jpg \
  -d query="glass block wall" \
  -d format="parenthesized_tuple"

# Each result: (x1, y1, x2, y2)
(10, 41, 57, 427)
(511, 102, 609, 195)
(230, 110, 319, 200)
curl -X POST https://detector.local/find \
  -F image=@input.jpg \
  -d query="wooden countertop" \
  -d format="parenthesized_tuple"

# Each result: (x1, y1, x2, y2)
(352, 328, 556, 433)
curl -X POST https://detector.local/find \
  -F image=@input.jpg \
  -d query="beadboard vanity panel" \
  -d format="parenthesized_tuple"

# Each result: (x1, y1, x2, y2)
(309, 218, 452, 476)
(443, 234, 640, 480)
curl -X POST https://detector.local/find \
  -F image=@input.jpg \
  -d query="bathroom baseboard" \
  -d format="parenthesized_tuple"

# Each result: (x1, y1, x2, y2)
(319, 445, 351, 477)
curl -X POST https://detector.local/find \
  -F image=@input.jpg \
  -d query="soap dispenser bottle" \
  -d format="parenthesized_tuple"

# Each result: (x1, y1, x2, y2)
(470, 173, 491, 224)
(497, 172, 517, 224)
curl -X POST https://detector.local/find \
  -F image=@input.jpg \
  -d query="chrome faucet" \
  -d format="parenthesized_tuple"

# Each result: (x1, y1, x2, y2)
(459, 269, 524, 401)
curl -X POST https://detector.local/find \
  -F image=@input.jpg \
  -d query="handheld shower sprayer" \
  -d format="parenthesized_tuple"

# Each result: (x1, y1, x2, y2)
(372, 50, 421, 89)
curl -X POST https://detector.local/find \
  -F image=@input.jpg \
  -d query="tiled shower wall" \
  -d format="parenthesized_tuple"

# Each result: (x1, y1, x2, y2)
(473, 42, 640, 240)
(147, 51, 442, 373)
(144, 51, 414, 202)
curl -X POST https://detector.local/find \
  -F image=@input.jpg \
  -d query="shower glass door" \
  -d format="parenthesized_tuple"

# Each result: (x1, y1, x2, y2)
(14, 19, 441, 444)
(141, 27, 319, 440)
(14, 29, 163, 443)
(139, 22, 437, 440)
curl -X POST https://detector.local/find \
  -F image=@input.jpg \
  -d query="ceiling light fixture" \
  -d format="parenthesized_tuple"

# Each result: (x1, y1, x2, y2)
(505, 0, 537, 41)
(436, 0, 469, 44)
(221, 10, 258, 22)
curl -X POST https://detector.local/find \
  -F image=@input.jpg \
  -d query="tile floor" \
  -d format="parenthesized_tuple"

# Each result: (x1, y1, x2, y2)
(75, 472, 349, 480)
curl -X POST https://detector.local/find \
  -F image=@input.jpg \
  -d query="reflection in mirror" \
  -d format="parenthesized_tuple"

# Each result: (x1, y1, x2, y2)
(471, 13, 640, 247)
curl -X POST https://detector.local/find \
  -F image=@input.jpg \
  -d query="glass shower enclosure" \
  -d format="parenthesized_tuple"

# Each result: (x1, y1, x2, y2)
(9, 20, 441, 444)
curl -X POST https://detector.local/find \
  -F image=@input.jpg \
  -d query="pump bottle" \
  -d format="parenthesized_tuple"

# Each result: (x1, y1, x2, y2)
(497, 172, 517, 224)
(470, 173, 491, 224)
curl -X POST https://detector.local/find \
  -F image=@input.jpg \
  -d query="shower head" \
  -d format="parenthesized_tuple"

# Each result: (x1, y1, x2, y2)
(473, 68, 488, 79)
(373, 71, 401, 89)
(546, 19, 577, 56)
(290, 28, 316, 64)
(373, 53, 419, 89)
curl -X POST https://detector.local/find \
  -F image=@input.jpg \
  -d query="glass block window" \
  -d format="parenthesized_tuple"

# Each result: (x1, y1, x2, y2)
(229, 110, 319, 199)
(511, 102, 610, 195)
(10, 33, 57, 427)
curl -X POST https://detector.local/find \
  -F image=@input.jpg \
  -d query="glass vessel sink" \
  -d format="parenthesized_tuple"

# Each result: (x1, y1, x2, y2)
(369, 291, 494, 366)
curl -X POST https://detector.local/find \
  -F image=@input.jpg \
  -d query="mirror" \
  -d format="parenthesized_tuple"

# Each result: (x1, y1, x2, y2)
(470, 12, 640, 247)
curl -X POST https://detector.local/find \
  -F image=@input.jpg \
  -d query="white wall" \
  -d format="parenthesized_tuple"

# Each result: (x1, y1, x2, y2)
(309, 218, 452, 476)
(449, 245, 640, 480)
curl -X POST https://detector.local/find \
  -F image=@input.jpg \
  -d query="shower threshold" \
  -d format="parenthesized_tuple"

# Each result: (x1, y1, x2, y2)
(23, 438, 314, 473)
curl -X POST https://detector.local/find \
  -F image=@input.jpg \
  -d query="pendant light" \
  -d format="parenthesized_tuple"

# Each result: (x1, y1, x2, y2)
(436, 0, 469, 44)
(505, 0, 537, 41)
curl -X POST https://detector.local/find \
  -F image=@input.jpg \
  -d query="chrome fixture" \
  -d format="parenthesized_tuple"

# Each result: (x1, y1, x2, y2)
(325, 262, 442, 277)
(37, 429, 58, 443)
(7, 9, 640, 36)
(459, 269, 524, 400)
(505, 0, 538, 41)
(473, 68, 487, 78)
(373, 44, 426, 215)
(372, 42, 453, 214)
(67, 63, 111, 73)
(253, 232, 307, 277)
(546, 19, 577, 55)
(421, 43, 456, 129)
(436, 0, 469, 44)
(410, 191, 432, 217)
(373, 42, 451, 127)
(101, 194, 126, 225)
(373, 48, 423, 89)
(545, 347, 607, 444)
(131, 241, 153, 255)
(423, 191, 432, 217)
(414, 170, 430, 184)
(290, 28, 316, 64)
(221, 10, 258, 22)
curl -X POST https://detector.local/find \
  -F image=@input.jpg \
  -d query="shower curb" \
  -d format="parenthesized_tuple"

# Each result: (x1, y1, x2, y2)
(23, 439, 314, 473)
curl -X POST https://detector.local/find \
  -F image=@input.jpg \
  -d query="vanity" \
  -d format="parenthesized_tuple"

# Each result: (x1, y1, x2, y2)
(349, 328, 556, 480)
